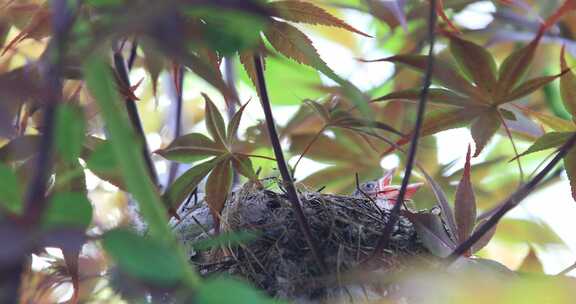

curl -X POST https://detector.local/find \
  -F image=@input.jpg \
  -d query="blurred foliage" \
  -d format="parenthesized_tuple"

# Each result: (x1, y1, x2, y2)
(1, 0, 576, 303)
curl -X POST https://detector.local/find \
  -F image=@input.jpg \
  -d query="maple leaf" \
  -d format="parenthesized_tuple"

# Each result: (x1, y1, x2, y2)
(454, 146, 477, 256)
(239, 0, 370, 113)
(268, 0, 371, 37)
(407, 148, 495, 257)
(140, 40, 167, 98)
(365, 0, 407, 31)
(435, 0, 461, 33)
(291, 98, 402, 177)
(514, 48, 576, 202)
(518, 246, 545, 273)
(292, 127, 385, 194)
(370, 26, 562, 156)
(543, 0, 576, 30)
(156, 94, 260, 227)
(434, 0, 541, 34)
(1, 3, 51, 55)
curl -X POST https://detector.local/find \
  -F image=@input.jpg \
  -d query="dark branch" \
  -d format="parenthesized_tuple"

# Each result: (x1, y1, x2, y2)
(127, 39, 138, 70)
(557, 260, 576, 276)
(7, 1, 75, 303)
(24, 0, 76, 222)
(368, 0, 437, 260)
(252, 54, 328, 273)
(113, 51, 159, 185)
(447, 133, 576, 262)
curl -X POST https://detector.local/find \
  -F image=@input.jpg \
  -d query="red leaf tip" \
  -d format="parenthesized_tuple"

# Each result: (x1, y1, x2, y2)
(465, 144, 472, 175)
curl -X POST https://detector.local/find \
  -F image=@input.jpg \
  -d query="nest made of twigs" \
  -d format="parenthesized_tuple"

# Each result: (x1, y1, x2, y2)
(176, 180, 435, 302)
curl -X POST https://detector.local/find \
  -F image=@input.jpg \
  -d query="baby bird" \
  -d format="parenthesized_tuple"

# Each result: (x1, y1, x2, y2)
(353, 168, 423, 210)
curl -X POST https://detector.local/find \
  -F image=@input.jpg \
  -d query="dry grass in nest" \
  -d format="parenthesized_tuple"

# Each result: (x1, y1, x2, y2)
(187, 181, 434, 302)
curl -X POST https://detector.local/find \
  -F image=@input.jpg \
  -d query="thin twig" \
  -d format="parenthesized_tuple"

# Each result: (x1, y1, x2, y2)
(252, 54, 328, 273)
(367, 0, 437, 261)
(293, 125, 328, 176)
(448, 133, 576, 262)
(557, 260, 576, 276)
(497, 111, 525, 183)
(167, 66, 184, 187)
(113, 51, 159, 185)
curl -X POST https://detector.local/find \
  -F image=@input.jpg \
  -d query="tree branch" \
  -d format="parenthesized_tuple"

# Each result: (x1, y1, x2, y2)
(447, 133, 576, 262)
(6, 1, 76, 303)
(557, 260, 576, 276)
(23, 0, 75, 222)
(127, 39, 138, 70)
(368, 0, 437, 260)
(252, 54, 327, 273)
(113, 51, 159, 186)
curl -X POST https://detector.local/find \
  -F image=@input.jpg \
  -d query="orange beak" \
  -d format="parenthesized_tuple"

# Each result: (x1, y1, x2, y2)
(376, 183, 424, 204)
(375, 168, 423, 204)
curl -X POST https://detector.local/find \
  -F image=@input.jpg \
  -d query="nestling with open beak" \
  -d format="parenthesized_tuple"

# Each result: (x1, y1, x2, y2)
(353, 168, 423, 210)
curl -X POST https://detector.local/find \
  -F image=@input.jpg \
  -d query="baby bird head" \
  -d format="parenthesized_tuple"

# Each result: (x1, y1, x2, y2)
(353, 168, 423, 209)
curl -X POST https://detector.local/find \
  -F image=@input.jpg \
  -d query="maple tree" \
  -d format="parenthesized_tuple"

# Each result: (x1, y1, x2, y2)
(2, 0, 576, 303)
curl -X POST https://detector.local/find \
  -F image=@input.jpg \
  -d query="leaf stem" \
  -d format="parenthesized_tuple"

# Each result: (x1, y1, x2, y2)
(293, 124, 328, 175)
(447, 133, 576, 262)
(236, 153, 276, 162)
(368, 0, 437, 260)
(497, 111, 525, 183)
(252, 54, 328, 273)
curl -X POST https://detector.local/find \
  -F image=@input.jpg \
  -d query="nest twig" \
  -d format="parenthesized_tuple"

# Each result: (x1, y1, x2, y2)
(177, 182, 434, 302)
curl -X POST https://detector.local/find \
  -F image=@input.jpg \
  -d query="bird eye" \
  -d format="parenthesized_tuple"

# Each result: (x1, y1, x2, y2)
(364, 183, 375, 190)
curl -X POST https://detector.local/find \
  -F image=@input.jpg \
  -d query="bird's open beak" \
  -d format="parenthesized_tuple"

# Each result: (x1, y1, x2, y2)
(377, 168, 396, 190)
(376, 182, 424, 203)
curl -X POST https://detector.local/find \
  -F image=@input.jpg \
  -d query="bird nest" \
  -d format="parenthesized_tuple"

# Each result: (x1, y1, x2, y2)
(176, 181, 435, 302)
